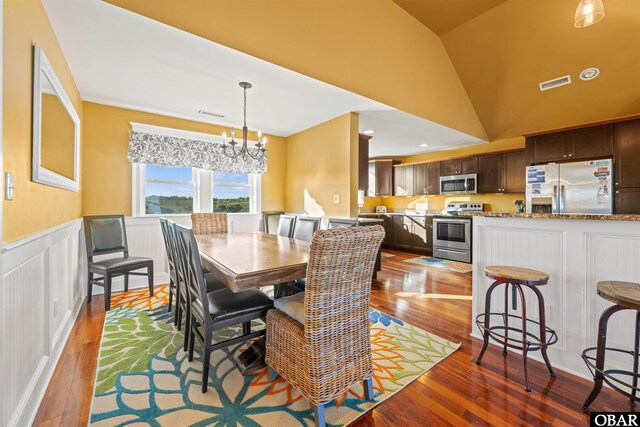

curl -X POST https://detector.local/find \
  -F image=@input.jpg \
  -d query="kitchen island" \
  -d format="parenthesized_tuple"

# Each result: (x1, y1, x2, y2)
(463, 212, 640, 379)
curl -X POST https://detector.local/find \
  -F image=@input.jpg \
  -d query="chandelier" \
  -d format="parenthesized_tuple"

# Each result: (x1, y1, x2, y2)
(574, 0, 604, 28)
(222, 82, 267, 160)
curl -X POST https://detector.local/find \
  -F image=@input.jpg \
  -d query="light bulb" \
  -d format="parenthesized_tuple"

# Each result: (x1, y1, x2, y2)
(575, 0, 604, 28)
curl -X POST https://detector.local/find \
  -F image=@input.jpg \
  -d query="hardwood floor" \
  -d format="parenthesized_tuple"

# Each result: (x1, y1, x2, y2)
(34, 249, 633, 426)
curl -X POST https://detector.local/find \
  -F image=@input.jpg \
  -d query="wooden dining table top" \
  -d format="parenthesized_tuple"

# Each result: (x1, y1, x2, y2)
(196, 232, 310, 293)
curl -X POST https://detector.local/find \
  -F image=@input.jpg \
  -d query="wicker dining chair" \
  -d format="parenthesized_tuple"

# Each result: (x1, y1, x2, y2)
(191, 213, 228, 235)
(265, 225, 385, 427)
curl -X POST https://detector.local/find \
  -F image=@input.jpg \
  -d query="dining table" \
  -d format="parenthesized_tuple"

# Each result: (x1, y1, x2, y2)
(195, 231, 311, 374)
(195, 231, 311, 292)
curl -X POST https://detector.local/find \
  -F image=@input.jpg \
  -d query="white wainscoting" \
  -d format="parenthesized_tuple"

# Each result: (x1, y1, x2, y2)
(0, 219, 85, 427)
(471, 216, 640, 380)
(0, 213, 262, 427)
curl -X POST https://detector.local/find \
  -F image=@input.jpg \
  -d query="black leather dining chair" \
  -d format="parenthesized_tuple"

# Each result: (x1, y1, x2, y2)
(159, 218, 177, 313)
(174, 224, 274, 392)
(276, 214, 297, 238)
(262, 211, 284, 235)
(326, 218, 359, 229)
(84, 215, 153, 311)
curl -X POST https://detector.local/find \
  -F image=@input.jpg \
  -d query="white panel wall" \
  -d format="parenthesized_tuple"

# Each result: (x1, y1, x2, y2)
(0, 220, 84, 427)
(472, 217, 640, 379)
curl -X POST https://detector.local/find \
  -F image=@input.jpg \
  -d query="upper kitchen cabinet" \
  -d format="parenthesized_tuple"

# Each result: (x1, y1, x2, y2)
(368, 159, 399, 196)
(394, 165, 414, 196)
(413, 162, 440, 195)
(358, 134, 371, 191)
(441, 156, 477, 176)
(478, 150, 526, 193)
(526, 124, 614, 164)
(614, 119, 640, 189)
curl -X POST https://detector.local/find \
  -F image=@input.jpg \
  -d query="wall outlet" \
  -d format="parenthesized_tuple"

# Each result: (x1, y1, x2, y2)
(333, 194, 340, 204)
(54, 299, 59, 318)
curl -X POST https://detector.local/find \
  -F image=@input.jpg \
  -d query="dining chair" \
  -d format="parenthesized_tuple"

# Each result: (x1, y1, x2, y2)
(292, 216, 321, 241)
(326, 218, 359, 229)
(291, 216, 321, 293)
(262, 211, 284, 234)
(84, 215, 154, 311)
(191, 213, 228, 235)
(170, 221, 226, 349)
(159, 218, 178, 313)
(174, 224, 274, 392)
(276, 214, 297, 238)
(265, 225, 385, 427)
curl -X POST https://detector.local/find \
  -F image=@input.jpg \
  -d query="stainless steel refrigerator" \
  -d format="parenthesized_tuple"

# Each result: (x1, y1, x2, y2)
(525, 159, 613, 214)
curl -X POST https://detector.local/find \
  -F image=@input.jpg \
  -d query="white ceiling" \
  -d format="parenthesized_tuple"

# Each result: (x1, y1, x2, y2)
(42, 0, 484, 156)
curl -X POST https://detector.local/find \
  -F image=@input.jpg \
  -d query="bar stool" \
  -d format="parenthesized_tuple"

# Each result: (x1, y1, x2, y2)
(582, 281, 640, 412)
(475, 265, 558, 392)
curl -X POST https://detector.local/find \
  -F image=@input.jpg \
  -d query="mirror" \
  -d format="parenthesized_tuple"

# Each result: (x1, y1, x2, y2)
(32, 43, 80, 191)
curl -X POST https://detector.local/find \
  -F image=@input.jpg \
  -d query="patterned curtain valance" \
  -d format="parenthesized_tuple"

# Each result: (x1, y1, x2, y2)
(128, 130, 267, 174)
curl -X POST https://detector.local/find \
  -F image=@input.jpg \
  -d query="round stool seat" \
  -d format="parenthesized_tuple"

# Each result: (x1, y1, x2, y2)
(484, 265, 549, 285)
(597, 281, 640, 311)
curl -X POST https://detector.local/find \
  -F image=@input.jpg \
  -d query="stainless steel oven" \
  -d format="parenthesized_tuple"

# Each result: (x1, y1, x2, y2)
(433, 217, 472, 263)
(439, 174, 478, 195)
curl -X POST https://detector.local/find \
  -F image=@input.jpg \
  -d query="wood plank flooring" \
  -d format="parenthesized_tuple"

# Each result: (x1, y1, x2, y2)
(33, 249, 634, 426)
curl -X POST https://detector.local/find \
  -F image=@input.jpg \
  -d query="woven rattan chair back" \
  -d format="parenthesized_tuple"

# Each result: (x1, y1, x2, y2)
(191, 213, 228, 235)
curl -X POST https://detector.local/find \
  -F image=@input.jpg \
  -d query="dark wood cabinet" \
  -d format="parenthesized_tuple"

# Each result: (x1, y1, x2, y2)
(478, 154, 504, 193)
(527, 124, 614, 164)
(409, 216, 430, 251)
(394, 165, 414, 196)
(477, 150, 526, 193)
(615, 188, 640, 214)
(358, 134, 371, 191)
(369, 214, 432, 254)
(440, 157, 477, 176)
(368, 160, 398, 196)
(392, 216, 412, 249)
(614, 119, 640, 189)
(411, 162, 440, 195)
(427, 162, 440, 194)
(382, 214, 394, 246)
(503, 150, 526, 193)
(567, 124, 613, 161)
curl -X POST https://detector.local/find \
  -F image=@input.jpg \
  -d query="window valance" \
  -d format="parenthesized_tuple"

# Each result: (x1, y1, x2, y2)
(128, 130, 267, 174)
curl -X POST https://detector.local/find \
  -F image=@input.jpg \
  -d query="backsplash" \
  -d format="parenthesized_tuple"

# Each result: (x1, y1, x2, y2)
(363, 193, 525, 212)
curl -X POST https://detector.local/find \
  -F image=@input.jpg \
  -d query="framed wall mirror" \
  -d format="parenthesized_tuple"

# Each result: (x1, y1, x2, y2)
(32, 43, 80, 191)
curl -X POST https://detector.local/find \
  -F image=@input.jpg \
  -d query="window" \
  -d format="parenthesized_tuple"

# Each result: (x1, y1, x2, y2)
(213, 172, 251, 213)
(133, 164, 261, 216)
(144, 165, 195, 214)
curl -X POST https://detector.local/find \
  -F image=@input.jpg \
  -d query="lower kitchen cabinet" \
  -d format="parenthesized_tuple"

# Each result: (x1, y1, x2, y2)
(377, 215, 433, 254)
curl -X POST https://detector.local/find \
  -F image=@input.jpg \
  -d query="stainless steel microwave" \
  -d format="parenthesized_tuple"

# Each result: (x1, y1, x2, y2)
(439, 174, 478, 195)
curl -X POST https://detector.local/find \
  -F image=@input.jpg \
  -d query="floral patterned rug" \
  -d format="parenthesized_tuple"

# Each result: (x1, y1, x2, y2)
(90, 286, 459, 426)
(404, 256, 473, 273)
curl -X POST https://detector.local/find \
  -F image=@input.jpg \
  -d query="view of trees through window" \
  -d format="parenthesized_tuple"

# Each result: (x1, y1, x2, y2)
(144, 166, 251, 214)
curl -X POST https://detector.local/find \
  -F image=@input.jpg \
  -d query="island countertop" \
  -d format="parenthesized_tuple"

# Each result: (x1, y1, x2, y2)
(459, 211, 640, 221)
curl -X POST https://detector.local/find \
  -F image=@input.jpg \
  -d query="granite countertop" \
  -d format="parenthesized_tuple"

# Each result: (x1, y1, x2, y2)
(359, 211, 442, 217)
(356, 217, 383, 223)
(459, 211, 640, 221)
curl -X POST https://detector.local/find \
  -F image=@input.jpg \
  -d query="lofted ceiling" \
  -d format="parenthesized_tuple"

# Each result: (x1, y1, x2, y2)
(42, 0, 483, 157)
(392, 0, 506, 35)
(441, 0, 640, 139)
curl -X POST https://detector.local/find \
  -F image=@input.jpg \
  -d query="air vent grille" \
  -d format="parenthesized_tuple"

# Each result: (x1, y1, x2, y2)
(538, 75, 572, 91)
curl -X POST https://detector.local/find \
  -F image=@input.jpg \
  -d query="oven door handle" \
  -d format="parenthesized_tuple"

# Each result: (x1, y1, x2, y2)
(434, 219, 470, 224)
(435, 248, 468, 255)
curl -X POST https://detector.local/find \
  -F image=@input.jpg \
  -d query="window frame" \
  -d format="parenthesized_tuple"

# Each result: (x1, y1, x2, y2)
(132, 163, 261, 217)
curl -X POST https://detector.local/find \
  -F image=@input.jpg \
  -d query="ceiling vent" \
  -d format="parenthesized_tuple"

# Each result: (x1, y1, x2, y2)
(538, 75, 572, 91)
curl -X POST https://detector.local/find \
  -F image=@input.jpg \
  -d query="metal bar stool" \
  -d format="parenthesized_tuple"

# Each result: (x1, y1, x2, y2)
(475, 265, 558, 392)
(582, 281, 640, 412)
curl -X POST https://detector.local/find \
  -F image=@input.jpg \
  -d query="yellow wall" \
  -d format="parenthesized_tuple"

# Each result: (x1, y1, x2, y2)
(82, 102, 286, 215)
(365, 137, 526, 212)
(3, 0, 83, 242)
(106, 0, 488, 141)
(285, 113, 359, 218)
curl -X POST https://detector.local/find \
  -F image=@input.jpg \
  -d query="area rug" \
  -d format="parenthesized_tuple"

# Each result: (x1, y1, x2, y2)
(404, 256, 473, 273)
(90, 286, 459, 426)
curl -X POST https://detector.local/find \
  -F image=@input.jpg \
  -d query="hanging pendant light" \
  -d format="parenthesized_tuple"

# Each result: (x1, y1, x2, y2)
(222, 82, 267, 160)
(574, 0, 605, 28)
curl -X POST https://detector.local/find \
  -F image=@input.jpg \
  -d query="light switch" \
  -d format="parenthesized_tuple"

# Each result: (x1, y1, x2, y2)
(333, 194, 340, 204)
(5, 172, 14, 200)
